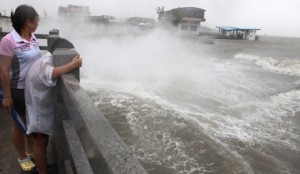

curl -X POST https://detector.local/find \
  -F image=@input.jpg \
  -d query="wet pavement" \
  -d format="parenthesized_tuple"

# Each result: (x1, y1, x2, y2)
(0, 109, 59, 174)
(0, 108, 21, 174)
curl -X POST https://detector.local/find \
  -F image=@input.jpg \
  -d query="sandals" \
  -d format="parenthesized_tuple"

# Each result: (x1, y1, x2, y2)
(18, 156, 36, 171)
(26, 152, 34, 158)
(26, 152, 36, 165)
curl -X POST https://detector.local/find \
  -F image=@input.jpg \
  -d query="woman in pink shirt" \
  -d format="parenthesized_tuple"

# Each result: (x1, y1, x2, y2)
(0, 5, 40, 172)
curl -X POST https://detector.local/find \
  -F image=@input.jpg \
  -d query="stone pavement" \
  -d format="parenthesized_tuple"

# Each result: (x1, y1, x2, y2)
(0, 108, 58, 174)
(0, 108, 21, 174)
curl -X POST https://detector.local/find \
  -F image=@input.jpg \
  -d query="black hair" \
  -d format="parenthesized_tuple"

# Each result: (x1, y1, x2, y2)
(10, 5, 39, 34)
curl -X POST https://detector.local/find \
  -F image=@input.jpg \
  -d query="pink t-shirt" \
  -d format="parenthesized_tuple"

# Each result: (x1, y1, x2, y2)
(0, 30, 41, 89)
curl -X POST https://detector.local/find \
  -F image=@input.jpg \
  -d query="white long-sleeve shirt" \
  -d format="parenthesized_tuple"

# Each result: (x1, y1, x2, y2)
(25, 52, 56, 135)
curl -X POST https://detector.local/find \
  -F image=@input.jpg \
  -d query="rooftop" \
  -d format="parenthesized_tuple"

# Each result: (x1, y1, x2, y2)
(216, 26, 260, 31)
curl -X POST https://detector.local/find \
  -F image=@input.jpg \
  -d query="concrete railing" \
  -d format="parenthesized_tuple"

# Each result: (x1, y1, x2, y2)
(50, 31, 147, 174)
(52, 50, 147, 174)
(1, 28, 147, 174)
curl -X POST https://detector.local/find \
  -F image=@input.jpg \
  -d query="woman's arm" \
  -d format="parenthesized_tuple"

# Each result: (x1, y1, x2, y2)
(51, 55, 82, 80)
(0, 55, 13, 114)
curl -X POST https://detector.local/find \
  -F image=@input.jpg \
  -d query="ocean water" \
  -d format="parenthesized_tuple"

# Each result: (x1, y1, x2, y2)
(70, 29, 300, 174)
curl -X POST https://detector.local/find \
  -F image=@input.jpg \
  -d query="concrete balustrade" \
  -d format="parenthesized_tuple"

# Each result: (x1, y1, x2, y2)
(51, 31, 147, 174)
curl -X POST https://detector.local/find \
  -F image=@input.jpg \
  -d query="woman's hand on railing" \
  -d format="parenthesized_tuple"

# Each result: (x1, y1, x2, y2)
(71, 55, 82, 68)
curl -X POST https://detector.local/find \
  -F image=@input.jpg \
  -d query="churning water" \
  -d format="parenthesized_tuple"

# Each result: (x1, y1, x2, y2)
(70, 28, 300, 174)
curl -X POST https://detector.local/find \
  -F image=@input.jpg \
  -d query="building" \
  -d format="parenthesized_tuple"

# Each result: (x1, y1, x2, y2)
(0, 16, 12, 32)
(216, 26, 260, 40)
(127, 17, 155, 26)
(157, 7, 206, 35)
(58, 4, 90, 19)
(126, 17, 156, 34)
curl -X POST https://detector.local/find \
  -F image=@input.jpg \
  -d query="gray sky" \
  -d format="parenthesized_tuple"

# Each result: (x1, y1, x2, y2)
(1, 0, 300, 37)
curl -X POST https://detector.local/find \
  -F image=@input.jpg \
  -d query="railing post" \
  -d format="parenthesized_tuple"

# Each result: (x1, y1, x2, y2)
(47, 29, 79, 81)
(53, 48, 80, 81)
(47, 29, 60, 53)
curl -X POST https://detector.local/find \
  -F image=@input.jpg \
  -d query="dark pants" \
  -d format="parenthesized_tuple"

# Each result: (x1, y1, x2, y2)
(11, 88, 26, 117)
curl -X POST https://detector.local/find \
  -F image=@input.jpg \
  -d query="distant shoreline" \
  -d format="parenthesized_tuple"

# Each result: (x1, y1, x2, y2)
(1, 16, 299, 39)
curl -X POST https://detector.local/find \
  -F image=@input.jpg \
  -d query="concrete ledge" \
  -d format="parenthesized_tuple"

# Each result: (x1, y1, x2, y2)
(60, 74, 147, 174)
(64, 160, 73, 174)
(62, 120, 93, 174)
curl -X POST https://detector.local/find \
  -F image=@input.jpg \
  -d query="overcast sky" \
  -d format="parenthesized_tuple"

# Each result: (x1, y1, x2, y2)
(1, 0, 299, 38)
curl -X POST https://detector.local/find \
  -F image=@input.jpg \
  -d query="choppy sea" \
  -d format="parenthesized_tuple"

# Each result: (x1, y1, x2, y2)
(65, 26, 300, 174)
